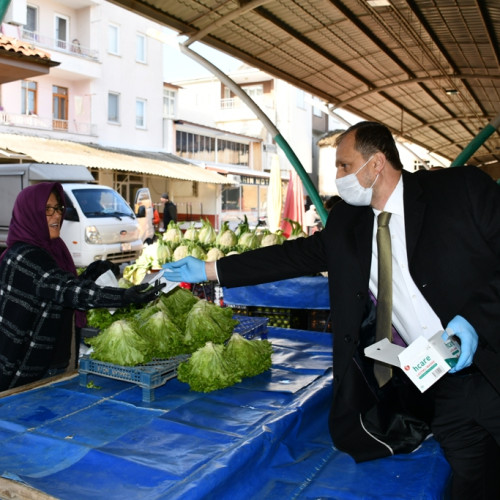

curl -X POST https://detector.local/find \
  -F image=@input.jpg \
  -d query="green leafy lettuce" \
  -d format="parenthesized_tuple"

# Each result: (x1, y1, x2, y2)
(141, 310, 186, 358)
(86, 319, 151, 366)
(183, 300, 238, 351)
(177, 341, 242, 392)
(225, 334, 273, 377)
(157, 287, 199, 331)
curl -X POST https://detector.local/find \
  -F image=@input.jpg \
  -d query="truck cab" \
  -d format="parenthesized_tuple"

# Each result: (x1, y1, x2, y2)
(0, 163, 143, 267)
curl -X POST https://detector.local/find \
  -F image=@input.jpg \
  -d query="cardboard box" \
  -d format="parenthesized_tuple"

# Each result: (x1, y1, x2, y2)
(364, 331, 461, 392)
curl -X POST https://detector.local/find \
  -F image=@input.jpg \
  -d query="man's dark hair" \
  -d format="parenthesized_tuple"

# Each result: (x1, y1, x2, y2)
(335, 121, 404, 171)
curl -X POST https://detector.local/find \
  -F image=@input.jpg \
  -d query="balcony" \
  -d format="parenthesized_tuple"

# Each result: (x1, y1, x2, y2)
(22, 30, 99, 61)
(0, 112, 97, 136)
(19, 30, 101, 80)
(217, 95, 275, 125)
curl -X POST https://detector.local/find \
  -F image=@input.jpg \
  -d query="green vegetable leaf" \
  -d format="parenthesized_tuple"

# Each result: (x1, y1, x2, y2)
(183, 300, 238, 351)
(87, 319, 151, 366)
(177, 341, 242, 392)
(141, 310, 187, 358)
(225, 334, 273, 378)
(158, 287, 199, 331)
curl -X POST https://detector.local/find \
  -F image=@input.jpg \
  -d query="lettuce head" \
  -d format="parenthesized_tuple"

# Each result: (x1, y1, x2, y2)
(225, 334, 273, 378)
(177, 341, 242, 392)
(183, 300, 238, 351)
(86, 319, 150, 366)
(141, 310, 186, 358)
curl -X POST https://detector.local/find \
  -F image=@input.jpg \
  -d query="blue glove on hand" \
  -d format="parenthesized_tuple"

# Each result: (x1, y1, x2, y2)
(443, 315, 478, 373)
(162, 256, 207, 283)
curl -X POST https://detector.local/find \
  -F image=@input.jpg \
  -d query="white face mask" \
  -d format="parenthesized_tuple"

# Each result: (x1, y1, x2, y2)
(335, 155, 378, 206)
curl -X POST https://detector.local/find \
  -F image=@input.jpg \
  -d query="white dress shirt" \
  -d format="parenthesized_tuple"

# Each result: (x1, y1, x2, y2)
(370, 177, 444, 344)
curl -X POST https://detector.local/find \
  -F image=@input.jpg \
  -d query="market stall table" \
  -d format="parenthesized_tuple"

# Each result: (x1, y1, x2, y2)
(0, 328, 450, 499)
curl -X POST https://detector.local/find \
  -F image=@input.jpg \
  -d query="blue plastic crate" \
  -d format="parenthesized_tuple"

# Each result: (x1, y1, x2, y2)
(233, 315, 268, 339)
(79, 355, 189, 403)
(79, 315, 268, 402)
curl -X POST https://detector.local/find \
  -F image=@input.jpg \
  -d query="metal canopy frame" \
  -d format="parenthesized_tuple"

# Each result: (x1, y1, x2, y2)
(110, 0, 500, 170)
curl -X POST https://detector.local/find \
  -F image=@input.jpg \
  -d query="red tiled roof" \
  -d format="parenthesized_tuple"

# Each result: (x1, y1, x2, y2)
(0, 34, 52, 61)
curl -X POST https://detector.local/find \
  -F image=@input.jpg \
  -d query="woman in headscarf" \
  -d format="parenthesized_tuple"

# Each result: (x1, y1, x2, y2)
(0, 182, 162, 391)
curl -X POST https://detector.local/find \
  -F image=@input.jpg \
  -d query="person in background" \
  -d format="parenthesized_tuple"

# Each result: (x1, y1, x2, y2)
(304, 203, 319, 235)
(153, 206, 161, 231)
(0, 182, 162, 392)
(160, 193, 177, 231)
(163, 121, 500, 500)
(324, 195, 342, 212)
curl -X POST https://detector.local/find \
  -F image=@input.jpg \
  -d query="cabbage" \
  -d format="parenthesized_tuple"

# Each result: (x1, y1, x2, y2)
(141, 310, 186, 357)
(216, 222, 238, 249)
(225, 333, 273, 377)
(156, 241, 173, 265)
(173, 244, 190, 261)
(87, 319, 151, 366)
(206, 247, 225, 261)
(118, 277, 134, 288)
(238, 230, 260, 250)
(177, 341, 242, 392)
(163, 221, 183, 244)
(284, 218, 307, 240)
(198, 219, 216, 245)
(234, 215, 249, 237)
(183, 300, 238, 351)
(189, 243, 207, 260)
(183, 223, 199, 241)
(260, 231, 285, 247)
(123, 263, 148, 285)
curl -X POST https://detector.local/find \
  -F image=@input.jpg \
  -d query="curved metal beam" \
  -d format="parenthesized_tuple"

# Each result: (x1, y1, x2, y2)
(330, 74, 500, 110)
(451, 114, 500, 167)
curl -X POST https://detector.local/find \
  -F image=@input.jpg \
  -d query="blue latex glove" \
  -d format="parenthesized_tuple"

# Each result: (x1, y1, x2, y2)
(162, 256, 207, 283)
(443, 315, 478, 373)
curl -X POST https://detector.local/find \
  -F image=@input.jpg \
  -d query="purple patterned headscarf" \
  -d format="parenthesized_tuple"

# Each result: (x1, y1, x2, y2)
(2, 182, 76, 275)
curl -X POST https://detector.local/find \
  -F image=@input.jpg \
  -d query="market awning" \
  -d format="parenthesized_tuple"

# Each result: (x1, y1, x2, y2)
(0, 133, 232, 185)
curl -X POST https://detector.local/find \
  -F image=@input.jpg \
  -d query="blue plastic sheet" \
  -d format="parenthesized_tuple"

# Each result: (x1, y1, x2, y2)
(0, 328, 450, 499)
(223, 276, 330, 309)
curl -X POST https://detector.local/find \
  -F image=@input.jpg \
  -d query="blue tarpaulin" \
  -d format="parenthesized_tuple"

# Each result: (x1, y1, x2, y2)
(0, 328, 450, 499)
(223, 276, 330, 309)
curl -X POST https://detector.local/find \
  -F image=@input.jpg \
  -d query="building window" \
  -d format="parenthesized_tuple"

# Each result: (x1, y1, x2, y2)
(108, 24, 120, 55)
(312, 97, 323, 117)
(52, 85, 68, 130)
(108, 92, 120, 123)
(55, 15, 68, 50)
(296, 89, 306, 110)
(163, 89, 176, 118)
(25, 5, 38, 39)
(136, 33, 146, 63)
(21, 80, 37, 115)
(243, 84, 263, 98)
(176, 130, 249, 166)
(136, 98, 146, 128)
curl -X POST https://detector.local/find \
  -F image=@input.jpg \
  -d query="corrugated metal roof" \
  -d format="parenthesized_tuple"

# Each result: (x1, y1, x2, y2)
(0, 134, 232, 185)
(110, 0, 500, 170)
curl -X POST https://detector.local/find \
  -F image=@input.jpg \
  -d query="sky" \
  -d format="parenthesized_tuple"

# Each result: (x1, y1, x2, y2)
(161, 28, 242, 82)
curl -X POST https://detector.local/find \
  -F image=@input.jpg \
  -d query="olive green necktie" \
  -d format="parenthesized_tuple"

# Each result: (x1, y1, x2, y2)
(374, 211, 393, 387)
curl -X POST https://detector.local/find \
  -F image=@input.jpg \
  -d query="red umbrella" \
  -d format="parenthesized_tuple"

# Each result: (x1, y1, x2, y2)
(281, 169, 306, 238)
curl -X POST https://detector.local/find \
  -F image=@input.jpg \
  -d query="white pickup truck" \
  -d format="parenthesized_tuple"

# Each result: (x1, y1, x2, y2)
(0, 163, 147, 267)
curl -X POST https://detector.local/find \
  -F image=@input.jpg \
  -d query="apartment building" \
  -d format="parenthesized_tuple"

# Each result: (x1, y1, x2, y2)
(0, 0, 342, 230)
(0, 0, 232, 227)
(166, 65, 336, 228)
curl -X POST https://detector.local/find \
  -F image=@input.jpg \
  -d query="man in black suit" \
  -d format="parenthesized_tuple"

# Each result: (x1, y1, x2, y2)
(164, 121, 500, 499)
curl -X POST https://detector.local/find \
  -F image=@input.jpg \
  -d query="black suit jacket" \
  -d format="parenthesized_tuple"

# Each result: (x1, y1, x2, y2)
(218, 166, 500, 461)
